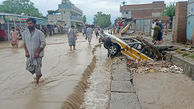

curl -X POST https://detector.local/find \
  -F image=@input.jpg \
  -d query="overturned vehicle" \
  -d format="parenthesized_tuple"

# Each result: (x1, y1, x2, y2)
(101, 33, 171, 61)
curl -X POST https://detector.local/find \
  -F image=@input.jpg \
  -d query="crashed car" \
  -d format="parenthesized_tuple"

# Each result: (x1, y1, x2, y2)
(101, 33, 161, 61)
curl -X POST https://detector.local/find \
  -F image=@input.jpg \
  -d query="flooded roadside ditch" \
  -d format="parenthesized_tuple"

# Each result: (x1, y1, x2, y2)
(62, 44, 113, 109)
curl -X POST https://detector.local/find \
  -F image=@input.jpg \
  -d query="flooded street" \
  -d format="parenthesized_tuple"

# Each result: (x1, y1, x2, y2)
(134, 72, 194, 109)
(0, 34, 98, 109)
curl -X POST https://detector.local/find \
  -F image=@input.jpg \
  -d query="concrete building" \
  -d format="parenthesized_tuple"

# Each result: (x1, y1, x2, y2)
(120, 1, 165, 19)
(47, 0, 83, 28)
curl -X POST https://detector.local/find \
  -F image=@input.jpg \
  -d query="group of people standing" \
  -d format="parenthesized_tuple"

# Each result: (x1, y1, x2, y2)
(152, 19, 164, 45)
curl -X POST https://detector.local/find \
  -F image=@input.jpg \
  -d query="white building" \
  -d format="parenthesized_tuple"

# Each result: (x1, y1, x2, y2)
(47, 0, 83, 28)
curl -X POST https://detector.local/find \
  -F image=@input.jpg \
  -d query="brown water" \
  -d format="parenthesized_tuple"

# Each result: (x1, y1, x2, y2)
(134, 72, 194, 109)
(0, 34, 98, 109)
(81, 46, 112, 109)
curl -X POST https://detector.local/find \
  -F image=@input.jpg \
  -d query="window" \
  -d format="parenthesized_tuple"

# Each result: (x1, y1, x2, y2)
(126, 11, 128, 14)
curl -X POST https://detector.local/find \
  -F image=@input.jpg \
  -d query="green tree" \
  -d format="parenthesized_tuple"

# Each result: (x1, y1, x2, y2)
(82, 15, 86, 24)
(93, 12, 112, 28)
(162, 2, 176, 17)
(0, 0, 43, 17)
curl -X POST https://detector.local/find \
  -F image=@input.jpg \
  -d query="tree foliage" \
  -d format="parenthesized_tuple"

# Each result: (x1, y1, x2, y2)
(162, 3, 176, 17)
(82, 15, 86, 24)
(0, 0, 43, 17)
(93, 12, 111, 28)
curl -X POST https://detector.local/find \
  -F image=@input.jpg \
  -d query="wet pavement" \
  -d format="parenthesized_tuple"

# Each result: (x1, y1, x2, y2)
(0, 34, 98, 109)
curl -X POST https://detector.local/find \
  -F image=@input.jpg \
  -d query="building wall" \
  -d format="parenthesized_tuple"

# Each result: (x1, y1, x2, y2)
(187, 16, 194, 41)
(48, 0, 83, 27)
(120, 1, 164, 19)
(173, 1, 187, 43)
(152, 1, 165, 8)
(121, 11, 131, 18)
(136, 19, 144, 31)
(131, 9, 152, 19)
(143, 19, 151, 33)
(135, 19, 151, 34)
(48, 14, 62, 24)
(70, 9, 83, 23)
(187, 0, 194, 44)
(63, 10, 71, 26)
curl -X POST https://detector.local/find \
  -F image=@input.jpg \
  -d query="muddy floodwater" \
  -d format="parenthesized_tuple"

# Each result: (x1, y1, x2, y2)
(81, 46, 112, 109)
(134, 72, 194, 109)
(0, 34, 98, 109)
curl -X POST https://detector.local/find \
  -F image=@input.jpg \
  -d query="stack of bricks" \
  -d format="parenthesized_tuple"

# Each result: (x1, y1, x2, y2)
(173, 1, 188, 43)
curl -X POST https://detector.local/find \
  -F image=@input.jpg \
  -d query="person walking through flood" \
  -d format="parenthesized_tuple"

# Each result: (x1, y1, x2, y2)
(68, 25, 77, 51)
(83, 27, 87, 36)
(113, 25, 116, 34)
(100, 28, 104, 34)
(86, 26, 93, 45)
(84, 27, 88, 40)
(22, 18, 46, 84)
(94, 27, 99, 39)
(9, 27, 19, 48)
(153, 23, 161, 44)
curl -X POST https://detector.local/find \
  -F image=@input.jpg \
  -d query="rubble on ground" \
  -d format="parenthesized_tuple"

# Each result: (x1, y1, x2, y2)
(128, 60, 184, 74)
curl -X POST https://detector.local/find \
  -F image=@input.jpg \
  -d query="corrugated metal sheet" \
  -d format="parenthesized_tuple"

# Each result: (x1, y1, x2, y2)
(187, 16, 194, 40)
(143, 19, 151, 33)
(136, 19, 143, 31)
(135, 19, 151, 34)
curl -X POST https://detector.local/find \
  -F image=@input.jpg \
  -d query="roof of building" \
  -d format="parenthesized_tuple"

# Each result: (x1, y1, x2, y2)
(58, 1, 83, 14)
(0, 12, 47, 25)
(0, 12, 44, 20)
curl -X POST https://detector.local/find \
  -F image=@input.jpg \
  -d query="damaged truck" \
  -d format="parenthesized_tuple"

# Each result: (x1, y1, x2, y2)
(101, 33, 172, 61)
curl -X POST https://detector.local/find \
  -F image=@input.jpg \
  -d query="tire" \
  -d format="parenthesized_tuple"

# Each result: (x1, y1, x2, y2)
(108, 44, 120, 56)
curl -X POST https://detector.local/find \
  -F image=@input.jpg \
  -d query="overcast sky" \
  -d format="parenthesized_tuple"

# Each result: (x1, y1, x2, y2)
(0, 0, 187, 24)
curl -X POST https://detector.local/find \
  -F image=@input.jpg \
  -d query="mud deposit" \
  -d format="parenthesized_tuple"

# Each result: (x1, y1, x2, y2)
(134, 70, 194, 109)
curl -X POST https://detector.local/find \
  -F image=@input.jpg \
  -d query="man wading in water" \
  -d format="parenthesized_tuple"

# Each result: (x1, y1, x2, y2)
(22, 18, 46, 84)
(68, 25, 77, 51)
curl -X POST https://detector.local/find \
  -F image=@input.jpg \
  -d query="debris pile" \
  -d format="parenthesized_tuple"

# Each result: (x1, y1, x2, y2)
(128, 60, 184, 74)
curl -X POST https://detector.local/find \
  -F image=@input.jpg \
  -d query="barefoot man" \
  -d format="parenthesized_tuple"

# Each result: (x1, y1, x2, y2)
(10, 27, 19, 48)
(86, 26, 93, 45)
(22, 18, 46, 84)
(68, 25, 77, 51)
